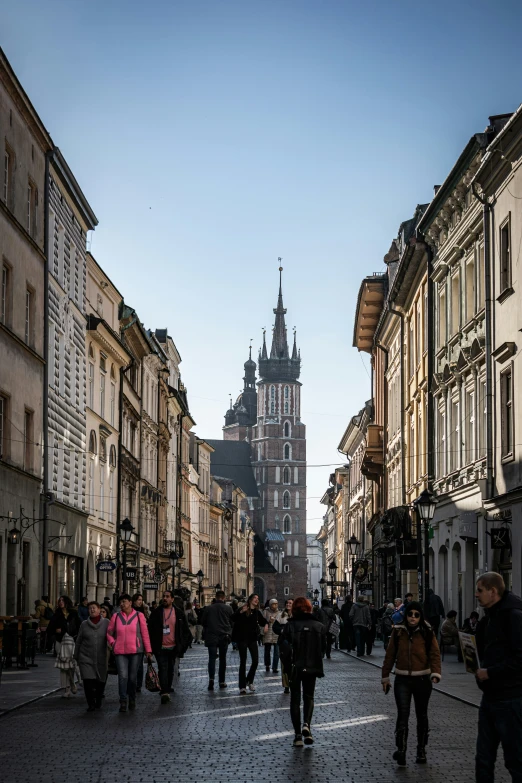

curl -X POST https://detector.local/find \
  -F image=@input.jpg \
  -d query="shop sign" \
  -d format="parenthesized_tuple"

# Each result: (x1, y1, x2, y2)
(96, 561, 117, 572)
(143, 582, 158, 591)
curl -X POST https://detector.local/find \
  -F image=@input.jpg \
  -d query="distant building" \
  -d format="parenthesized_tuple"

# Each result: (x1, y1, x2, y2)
(306, 534, 324, 599)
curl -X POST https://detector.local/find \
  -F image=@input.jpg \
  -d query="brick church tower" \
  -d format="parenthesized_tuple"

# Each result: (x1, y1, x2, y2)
(222, 268, 307, 603)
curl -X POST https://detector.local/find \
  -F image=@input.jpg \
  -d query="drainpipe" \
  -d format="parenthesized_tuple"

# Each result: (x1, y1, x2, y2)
(41, 149, 52, 597)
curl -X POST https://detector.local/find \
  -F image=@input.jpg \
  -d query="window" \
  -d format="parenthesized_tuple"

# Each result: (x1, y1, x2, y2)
(27, 182, 37, 237)
(451, 271, 460, 335)
(501, 367, 514, 459)
(100, 466, 105, 518)
(284, 587, 290, 596)
(465, 387, 475, 465)
(88, 458, 94, 513)
(3, 146, 13, 207)
(88, 360, 94, 410)
(477, 244, 485, 311)
(284, 385, 289, 414)
(283, 466, 290, 484)
(100, 371, 106, 419)
(24, 409, 33, 471)
(100, 437, 107, 462)
(438, 286, 447, 348)
(295, 491, 299, 508)
(283, 515, 291, 533)
(450, 397, 460, 472)
(284, 564, 290, 573)
(110, 382, 116, 427)
(0, 394, 7, 459)
(283, 491, 290, 509)
(275, 466, 280, 483)
(284, 443, 291, 460)
(284, 421, 290, 437)
(69, 243, 76, 300)
(89, 430, 97, 455)
(1, 262, 10, 326)
(109, 444, 117, 468)
(408, 320, 414, 377)
(465, 254, 475, 323)
(478, 380, 487, 458)
(270, 385, 275, 415)
(294, 540, 299, 557)
(500, 216, 511, 293)
(25, 288, 33, 345)
(416, 305, 421, 364)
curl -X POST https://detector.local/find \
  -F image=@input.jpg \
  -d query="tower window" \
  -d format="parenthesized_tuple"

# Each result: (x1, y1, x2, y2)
(283, 491, 290, 509)
(284, 421, 290, 437)
(283, 514, 291, 533)
(283, 466, 290, 484)
(284, 443, 291, 460)
(270, 385, 276, 414)
(284, 564, 290, 573)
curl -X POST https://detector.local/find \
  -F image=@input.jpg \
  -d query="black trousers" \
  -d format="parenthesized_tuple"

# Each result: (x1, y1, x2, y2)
(238, 640, 259, 689)
(83, 678, 105, 708)
(394, 675, 432, 739)
(366, 626, 376, 654)
(290, 672, 317, 734)
(156, 648, 176, 695)
(325, 633, 332, 658)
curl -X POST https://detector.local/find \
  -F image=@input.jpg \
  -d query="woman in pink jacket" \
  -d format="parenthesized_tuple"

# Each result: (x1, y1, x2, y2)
(107, 593, 152, 712)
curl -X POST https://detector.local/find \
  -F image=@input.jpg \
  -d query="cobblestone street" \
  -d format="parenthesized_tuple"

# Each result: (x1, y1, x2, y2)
(0, 646, 510, 783)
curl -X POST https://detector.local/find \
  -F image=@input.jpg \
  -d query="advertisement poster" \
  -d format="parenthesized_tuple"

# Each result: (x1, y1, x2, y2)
(458, 631, 480, 674)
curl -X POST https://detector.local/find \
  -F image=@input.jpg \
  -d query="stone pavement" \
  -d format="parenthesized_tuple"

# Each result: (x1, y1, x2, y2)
(0, 654, 60, 715)
(342, 640, 481, 707)
(0, 646, 510, 783)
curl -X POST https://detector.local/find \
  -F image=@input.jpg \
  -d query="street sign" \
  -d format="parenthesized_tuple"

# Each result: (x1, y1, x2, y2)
(143, 582, 158, 591)
(358, 583, 372, 590)
(96, 561, 117, 572)
(125, 567, 137, 580)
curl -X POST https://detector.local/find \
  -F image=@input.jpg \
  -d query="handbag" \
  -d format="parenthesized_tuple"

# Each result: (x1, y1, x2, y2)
(145, 661, 160, 693)
(329, 619, 341, 640)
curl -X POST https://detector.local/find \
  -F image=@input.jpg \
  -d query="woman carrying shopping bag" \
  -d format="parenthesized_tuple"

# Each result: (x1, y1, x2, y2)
(107, 593, 152, 713)
(47, 595, 81, 698)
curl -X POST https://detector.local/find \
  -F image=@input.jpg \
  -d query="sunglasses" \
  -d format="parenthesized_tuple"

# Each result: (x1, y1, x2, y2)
(407, 611, 421, 618)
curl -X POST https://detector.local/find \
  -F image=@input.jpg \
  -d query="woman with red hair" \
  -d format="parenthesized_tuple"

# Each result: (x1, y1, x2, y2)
(278, 597, 327, 747)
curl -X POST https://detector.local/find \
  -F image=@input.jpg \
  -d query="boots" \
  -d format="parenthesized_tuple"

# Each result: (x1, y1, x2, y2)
(416, 727, 429, 764)
(393, 729, 407, 767)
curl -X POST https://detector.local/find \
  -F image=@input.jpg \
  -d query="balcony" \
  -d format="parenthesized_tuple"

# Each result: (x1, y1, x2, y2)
(361, 424, 384, 480)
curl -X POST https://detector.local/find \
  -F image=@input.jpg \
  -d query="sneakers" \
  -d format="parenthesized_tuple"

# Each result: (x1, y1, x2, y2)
(240, 688, 247, 695)
(293, 734, 304, 747)
(119, 700, 127, 713)
(247, 682, 256, 693)
(302, 724, 314, 745)
(219, 682, 227, 689)
(160, 694, 170, 704)
(208, 680, 214, 691)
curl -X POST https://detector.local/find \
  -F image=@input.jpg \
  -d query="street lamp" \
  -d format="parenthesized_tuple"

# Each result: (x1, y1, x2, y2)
(120, 517, 134, 594)
(328, 560, 337, 603)
(348, 535, 360, 599)
(8, 527, 21, 545)
(413, 488, 437, 604)
(169, 550, 179, 591)
(313, 588, 319, 604)
(197, 569, 204, 606)
(319, 577, 326, 601)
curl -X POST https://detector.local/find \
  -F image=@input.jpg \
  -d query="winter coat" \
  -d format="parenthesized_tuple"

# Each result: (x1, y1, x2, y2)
(349, 601, 371, 628)
(424, 590, 445, 621)
(201, 601, 234, 646)
(47, 608, 81, 642)
(475, 591, 522, 701)
(263, 608, 283, 644)
(381, 608, 394, 636)
(74, 618, 109, 680)
(233, 608, 266, 643)
(148, 605, 192, 658)
(441, 618, 459, 645)
(107, 610, 152, 655)
(382, 624, 441, 684)
(78, 605, 89, 622)
(278, 612, 327, 677)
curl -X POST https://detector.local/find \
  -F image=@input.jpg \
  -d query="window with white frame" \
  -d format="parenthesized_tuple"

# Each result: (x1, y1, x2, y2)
(27, 181, 37, 237)
(110, 380, 116, 427)
(284, 421, 290, 437)
(284, 443, 291, 460)
(408, 320, 414, 377)
(283, 490, 290, 509)
(478, 380, 486, 458)
(89, 458, 94, 513)
(1, 262, 10, 326)
(284, 385, 289, 414)
(283, 466, 290, 484)
(438, 285, 447, 348)
(100, 466, 105, 518)
(450, 395, 460, 473)
(88, 346, 94, 410)
(500, 216, 512, 294)
(465, 253, 475, 323)
(477, 244, 485, 311)
(283, 515, 291, 533)
(284, 563, 290, 573)
(501, 367, 514, 459)
(3, 146, 13, 207)
(25, 288, 33, 345)
(284, 586, 290, 596)
(100, 368, 106, 420)
(451, 271, 460, 335)
(465, 385, 475, 465)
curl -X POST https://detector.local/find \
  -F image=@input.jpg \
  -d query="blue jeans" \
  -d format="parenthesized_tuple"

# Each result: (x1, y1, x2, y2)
(354, 626, 367, 656)
(207, 639, 229, 683)
(476, 695, 522, 782)
(115, 653, 140, 702)
(136, 653, 144, 689)
(264, 642, 280, 671)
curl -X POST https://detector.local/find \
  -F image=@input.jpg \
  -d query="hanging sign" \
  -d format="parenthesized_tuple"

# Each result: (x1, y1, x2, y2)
(491, 528, 511, 549)
(125, 567, 137, 581)
(143, 582, 158, 591)
(354, 560, 369, 582)
(96, 561, 117, 572)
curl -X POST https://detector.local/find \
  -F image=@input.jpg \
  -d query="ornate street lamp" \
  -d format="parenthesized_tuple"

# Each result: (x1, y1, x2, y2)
(413, 488, 437, 603)
(319, 577, 326, 601)
(348, 536, 360, 598)
(119, 518, 134, 594)
(8, 527, 21, 546)
(413, 489, 437, 522)
(328, 560, 337, 603)
(313, 588, 319, 604)
(169, 550, 179, 590)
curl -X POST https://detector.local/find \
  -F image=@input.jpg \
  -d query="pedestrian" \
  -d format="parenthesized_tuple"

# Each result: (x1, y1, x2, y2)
(462, 610, 479, 635)
(150, 601, 158, 613)
(78, 596, 89, 623)
(74, 601, 109, 712)
(404, 593, 414, 608)
(440, 610, 463, 662)
(185, 601, 198, 647)
(278, 596, 326, 747)
(201, 589, 234, 691)
(349, 595, 371, 657)
(102, 596, 113, 614)
(423, 588, 445, 638)
(194, 602, 204, 644)
(233, 593, 267, 694)
(107, 593, 152, 712)
(275, 598, 293, 693)
(32, 595, 53, 653)
(340, 596, 355, 651)
(382, 603, 395, 649)
(100, 605, 112, 620)
(263, 598, 282, 673)
(46, 596, 82, 697)
(317, 599, 335, 659)
(474, 571, 522, 782)
(392, 597, 405, 625)
(366, 602, 378, 655)
(381, 600, 441, 767)
(132, 592, 148, 692)
(148, 590, 191, 703)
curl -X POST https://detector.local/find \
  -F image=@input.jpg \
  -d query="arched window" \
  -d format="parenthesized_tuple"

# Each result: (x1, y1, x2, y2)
(283, 490, 290, 509)
(284, 443, 291, 460)
(284, 386, 289, 414)
(89, 430, 97, 454)
(283, 515, 291, 534)
(270, 385, 275, 415)
(284, 421, 290, 437)
(109, 444, 117, 468)
(273, 490, 278, 508)
(283, 466, 290, 484)
(284, 386, 289, 399)
(100, 437, 107, 462)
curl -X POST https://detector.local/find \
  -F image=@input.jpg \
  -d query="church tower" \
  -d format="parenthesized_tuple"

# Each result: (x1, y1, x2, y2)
(251, 267, 307, 602)
(223, 346, 258, 442)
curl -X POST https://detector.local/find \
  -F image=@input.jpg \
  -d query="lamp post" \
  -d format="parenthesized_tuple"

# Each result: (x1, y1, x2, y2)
(319, 577, 326, 601)
(348, 534, 360, 599)
(328, 560, 337, 603)
(197, 569, 204, 606)
(313, 588, 319, 605)
(169, 550, 179, 592)
(413, 488, 437, 604)
(120, 517, 134, 594)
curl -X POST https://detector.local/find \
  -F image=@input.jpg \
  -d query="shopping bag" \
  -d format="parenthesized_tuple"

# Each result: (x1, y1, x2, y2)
(145, 661, 160, 692)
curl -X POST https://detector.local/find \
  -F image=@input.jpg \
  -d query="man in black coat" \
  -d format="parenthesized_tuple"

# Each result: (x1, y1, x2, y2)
(475, 572, 522, 782)
(148, 590, 191, 703)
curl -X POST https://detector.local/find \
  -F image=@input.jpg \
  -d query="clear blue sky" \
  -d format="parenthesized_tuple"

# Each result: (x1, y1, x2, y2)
(3, 0, 521, 532)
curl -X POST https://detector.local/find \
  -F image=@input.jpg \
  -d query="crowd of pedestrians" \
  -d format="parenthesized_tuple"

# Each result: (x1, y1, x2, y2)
(26, 571, 522, 781)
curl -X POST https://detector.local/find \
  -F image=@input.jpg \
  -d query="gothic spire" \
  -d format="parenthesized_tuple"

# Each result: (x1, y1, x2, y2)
(292, 327, 298, 360)
(260, 328, 268, 360)
(270, 263, 289, 359)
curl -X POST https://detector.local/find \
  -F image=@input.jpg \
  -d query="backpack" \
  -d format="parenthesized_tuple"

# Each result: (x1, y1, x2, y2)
(392, 607, 405, 625)
(43, 605, 54, 621)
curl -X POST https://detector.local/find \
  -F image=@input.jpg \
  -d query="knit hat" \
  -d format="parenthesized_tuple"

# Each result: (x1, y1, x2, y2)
(404, 600, 424, 622)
